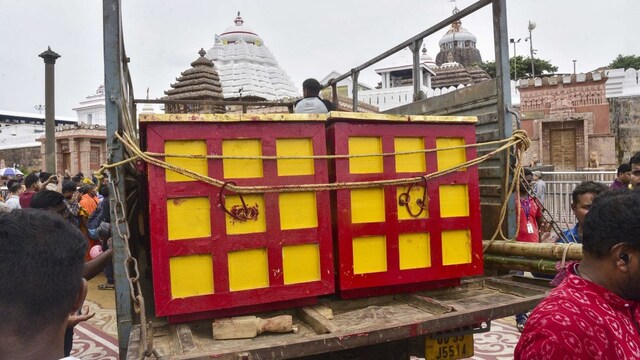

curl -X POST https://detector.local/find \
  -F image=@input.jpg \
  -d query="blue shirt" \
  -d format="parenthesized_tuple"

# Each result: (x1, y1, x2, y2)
(557, 223, 580, 243)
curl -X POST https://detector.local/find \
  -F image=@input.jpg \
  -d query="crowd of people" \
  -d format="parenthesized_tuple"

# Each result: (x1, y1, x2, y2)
(0, 170, 113, 359)
(512, 152, 640, 358)
(1, 148, 640, 358)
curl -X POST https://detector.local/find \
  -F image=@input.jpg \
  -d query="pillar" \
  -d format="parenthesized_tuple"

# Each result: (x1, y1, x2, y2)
(39, 47, 61, 173)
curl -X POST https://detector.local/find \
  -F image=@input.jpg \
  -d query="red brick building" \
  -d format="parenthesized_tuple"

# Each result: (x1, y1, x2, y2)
(517, 71, 614, 170)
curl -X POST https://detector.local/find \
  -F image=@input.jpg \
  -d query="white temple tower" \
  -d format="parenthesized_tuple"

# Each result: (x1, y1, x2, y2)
(206, 12, 299, 101)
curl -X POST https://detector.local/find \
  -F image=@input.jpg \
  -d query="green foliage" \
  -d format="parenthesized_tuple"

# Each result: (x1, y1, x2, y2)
(474, 56, 559, 80)
(474, 60, 496, 78)
(609, 54, 640, 70)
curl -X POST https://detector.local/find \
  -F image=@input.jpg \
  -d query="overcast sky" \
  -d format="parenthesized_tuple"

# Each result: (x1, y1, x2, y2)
(1, 0, 638, 117)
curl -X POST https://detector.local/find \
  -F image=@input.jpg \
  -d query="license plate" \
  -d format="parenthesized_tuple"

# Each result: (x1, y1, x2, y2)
(425, 334, 474, 360)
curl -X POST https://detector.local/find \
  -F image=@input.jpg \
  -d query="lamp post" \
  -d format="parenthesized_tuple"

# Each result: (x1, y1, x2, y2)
(510, 38, 521, 80)
(527, 21, 536, 77)
(573, 59, 577, 75)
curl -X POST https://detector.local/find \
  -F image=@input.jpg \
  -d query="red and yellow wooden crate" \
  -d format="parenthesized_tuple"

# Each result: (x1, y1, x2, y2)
(141, 113, 335, 321)
(326, 112, 483, 298)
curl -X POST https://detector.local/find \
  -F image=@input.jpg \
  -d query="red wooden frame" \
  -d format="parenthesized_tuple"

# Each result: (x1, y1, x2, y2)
(145, 122, 334, 320)
(327, 122, 483, 297)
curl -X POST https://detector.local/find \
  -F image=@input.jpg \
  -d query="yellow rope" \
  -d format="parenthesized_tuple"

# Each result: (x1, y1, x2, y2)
(97, 129, 531, 239)
(489, 130, 529, 241)
(144, 138, 513, 161)
(100, 130, 528, 194)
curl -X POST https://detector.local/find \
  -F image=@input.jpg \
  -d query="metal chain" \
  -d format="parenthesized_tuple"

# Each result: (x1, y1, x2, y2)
(109, 166, 159, 359)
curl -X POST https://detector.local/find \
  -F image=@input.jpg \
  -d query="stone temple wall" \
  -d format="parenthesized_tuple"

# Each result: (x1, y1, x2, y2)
(609, 95, 640, 162)
(0, 146, 42, 171)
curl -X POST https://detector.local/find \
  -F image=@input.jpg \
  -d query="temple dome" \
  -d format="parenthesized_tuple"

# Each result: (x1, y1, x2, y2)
(435, 8, 483, 68)
(438, 22, 478, 46)
(421, 46, 437, 68)
(206, 13, 299, 101)
(219, 12, 264, 45)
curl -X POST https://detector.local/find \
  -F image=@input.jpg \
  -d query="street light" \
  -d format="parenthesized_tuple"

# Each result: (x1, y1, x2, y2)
(573, 60, 577, 75)
(510, 38, 521, 80)
(527, 21, 536, 77)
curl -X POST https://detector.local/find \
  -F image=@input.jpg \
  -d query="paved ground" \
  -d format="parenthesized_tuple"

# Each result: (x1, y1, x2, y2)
(79, 274, 521, 359)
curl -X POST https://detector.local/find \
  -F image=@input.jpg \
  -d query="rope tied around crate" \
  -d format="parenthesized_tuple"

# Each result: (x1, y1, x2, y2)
(489, 129, 531, 241)
(397, 176, 429, 218)
(218, 181, 259, 222)
(99, 130, 530, 194)
(98, 129, 530, 230)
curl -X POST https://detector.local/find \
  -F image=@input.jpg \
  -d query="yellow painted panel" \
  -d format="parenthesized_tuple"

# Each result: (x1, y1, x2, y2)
(279, 192, 317, 230)
(165, 140, 208, 182)
(394, 137, 426, 173)
(222, 139, 263, 179)
(436, 137, 466, 171)
(282, 244, 320, 284)
(276, 138, 315, 176)
(224, 194, 266, 235)
(170, 254, 213, 298)
(228, 248, 269, 291)
(166, 197, 211, 240)
(350, 188, 385, 224)
(399, 233, 431, 270)
(397, 186, 428, 220)
(441, 229, 472, 265)
(439, 185, 469, 218)
(348, 137, 383, 174)
(353, 236, 387, 274)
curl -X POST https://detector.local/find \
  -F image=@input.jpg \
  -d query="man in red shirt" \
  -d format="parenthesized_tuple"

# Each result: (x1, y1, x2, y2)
(19, 173, 56, 209)
(515, 189, 640, 359)
(517, 169, 543, 243)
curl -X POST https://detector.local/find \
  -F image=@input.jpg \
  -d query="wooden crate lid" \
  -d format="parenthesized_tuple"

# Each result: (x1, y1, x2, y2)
(139, 113, 328, 123)
(327, 111, 477, 124)
(140, 112, 477, 124)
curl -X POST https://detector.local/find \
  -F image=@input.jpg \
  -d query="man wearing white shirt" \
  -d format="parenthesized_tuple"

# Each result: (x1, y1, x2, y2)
(5, 183, 21, 210)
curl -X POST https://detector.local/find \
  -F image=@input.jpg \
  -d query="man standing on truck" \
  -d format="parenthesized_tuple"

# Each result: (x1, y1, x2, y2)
(515, 189, 640, 359)
(294, 78, 335, 113)
(0, 209, 88, 360)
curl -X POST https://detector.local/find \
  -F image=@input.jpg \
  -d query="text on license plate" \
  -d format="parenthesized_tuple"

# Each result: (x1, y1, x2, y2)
(425, 334, 474, 360)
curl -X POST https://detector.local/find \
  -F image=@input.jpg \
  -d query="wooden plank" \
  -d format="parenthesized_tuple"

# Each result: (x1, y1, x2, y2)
(311, 305, 334, 320)
(400, 294, 456, 315)
(176, 324, 197, 353)
(140, 113, 328, 123)
(298, 307, 340, 335)
(484, 278, 553, 297)
(212, 315, 294, 340)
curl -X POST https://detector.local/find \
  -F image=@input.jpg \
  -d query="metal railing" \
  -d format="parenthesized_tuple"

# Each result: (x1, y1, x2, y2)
(539, 171, 615, 228)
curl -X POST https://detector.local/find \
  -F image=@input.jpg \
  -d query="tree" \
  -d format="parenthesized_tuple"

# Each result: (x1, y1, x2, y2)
(608, 54, 640, 70)
(474, 56, 559, 80)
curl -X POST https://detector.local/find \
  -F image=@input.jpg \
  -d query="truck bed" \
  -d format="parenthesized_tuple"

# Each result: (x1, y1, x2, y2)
(127, 275, 550, 359)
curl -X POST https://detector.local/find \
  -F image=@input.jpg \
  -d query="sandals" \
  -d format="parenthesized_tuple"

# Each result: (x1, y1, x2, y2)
(98, 283, 115, 290)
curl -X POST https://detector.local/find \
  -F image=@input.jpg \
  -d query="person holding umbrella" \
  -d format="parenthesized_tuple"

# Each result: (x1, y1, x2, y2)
(0, 167, 24, 178)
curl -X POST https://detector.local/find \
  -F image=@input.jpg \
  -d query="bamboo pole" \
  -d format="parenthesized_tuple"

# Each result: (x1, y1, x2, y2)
(483, 240, 582, 261)
(484, 254, 558, 274)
